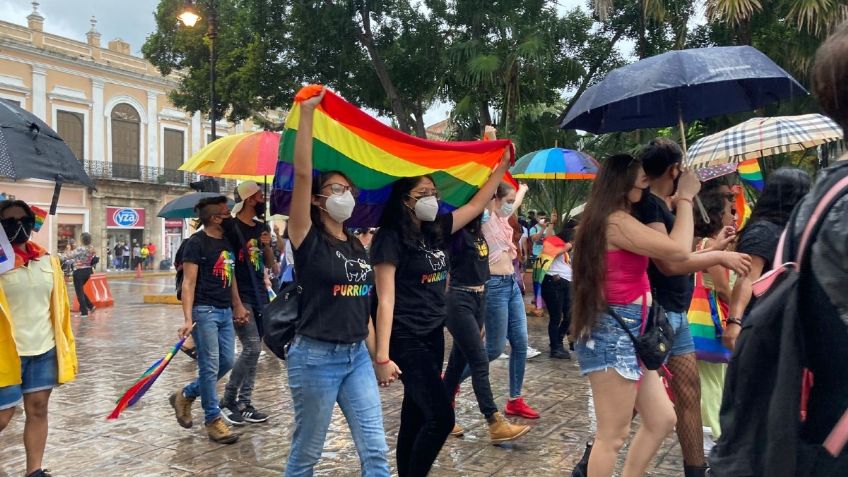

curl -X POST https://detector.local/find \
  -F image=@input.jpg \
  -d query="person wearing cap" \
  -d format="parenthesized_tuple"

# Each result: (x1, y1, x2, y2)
(219, 181, 275, 425)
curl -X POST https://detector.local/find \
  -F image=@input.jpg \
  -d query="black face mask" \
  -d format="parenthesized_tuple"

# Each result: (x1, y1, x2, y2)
(254, 201, 266, 217)
(671, 165, 682, 197)
(1, 217, 34, 245)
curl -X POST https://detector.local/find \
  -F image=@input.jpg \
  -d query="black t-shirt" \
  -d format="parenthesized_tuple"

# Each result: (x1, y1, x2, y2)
(737, 219, 783, 315)
(293, 226, 373, 343)
(448, 227, 490, 287)
(634, 193, 694, 313)
(181, 231, 234, 309)
(371, 214, 453, 336)
(223, 218, 270, 305)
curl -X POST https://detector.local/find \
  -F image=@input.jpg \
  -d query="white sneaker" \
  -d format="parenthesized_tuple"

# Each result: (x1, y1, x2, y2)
(526, 346, 542, 359)
(498, 353, 509, 359)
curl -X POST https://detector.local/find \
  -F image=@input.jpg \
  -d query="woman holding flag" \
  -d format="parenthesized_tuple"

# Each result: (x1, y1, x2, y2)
(371, 146, 511, 474)
(284, 87, 390, 476)
(0, 199, 77, 477)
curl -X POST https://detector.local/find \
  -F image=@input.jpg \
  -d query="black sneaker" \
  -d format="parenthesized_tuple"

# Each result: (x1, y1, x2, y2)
(26, 469, 52, 477)
(241, 405, 269, 423)
(550, 348, 571, 360)
(220, 401, 246, 426)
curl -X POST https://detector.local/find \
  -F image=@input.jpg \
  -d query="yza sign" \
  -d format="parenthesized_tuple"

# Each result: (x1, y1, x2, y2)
(106, 207, 145, 229)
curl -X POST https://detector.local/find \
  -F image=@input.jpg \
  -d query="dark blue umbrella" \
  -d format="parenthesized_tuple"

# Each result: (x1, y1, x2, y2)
(158, 192, 235, 219)
(558, 46, 806, 134)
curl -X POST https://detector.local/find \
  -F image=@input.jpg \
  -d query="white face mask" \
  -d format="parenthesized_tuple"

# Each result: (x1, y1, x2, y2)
(411, 195, 439, 222)
(323, 190, 355, 223)
(500, 203, 514, 217)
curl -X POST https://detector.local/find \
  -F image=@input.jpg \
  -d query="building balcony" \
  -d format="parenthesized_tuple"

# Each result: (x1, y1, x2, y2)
(83, 160, 239, 193)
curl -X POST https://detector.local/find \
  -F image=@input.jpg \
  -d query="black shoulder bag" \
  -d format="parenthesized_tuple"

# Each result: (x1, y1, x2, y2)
(262, 276, 301, 360)
(608, 299, 674, 370)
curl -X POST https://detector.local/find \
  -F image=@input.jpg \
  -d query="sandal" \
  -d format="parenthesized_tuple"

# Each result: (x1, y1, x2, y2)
(180, 346, 198, 360)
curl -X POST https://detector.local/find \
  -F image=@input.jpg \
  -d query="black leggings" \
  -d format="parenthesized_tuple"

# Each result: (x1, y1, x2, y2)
(540, 275, 571, 349)
(443, 287, 498, 418)
(72, 267, 94, 314)
(391, 327, 455, 477)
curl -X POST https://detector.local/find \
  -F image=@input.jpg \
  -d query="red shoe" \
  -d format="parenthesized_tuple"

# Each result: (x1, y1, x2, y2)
(505, 397, 540, 419)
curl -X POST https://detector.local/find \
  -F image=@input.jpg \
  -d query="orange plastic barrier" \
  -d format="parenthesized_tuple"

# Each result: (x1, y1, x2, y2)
(71, 273, 114, 312)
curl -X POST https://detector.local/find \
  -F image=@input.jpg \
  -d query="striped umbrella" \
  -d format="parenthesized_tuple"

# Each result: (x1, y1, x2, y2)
(687, 114, 843, 169)
(180, 131, 280, 181)
(510, 148, 599, 179)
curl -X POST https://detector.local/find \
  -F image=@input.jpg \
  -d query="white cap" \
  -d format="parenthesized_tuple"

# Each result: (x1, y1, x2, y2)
(232, 181, 262, 216)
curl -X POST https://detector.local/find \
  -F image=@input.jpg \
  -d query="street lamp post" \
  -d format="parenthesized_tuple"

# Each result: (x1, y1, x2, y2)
(178, 0, 218, 143)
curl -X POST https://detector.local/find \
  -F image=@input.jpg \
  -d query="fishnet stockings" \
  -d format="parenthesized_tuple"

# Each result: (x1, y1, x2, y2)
(668, 353, 706, 466)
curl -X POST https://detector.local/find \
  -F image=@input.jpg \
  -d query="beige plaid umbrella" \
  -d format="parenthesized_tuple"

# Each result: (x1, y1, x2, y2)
(687, 114, 843, 169)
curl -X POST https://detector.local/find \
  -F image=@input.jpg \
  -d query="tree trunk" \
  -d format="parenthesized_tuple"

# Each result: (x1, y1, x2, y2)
(736, 18, 753, 45)
(412, 99, 427, 138)
(479, 98, 492, 131)
(352, 2, 413, 133)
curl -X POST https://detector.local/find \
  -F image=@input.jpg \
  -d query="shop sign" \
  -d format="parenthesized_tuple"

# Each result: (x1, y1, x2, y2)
(107, 207, 145, 229)
(164, 219, 184, 228)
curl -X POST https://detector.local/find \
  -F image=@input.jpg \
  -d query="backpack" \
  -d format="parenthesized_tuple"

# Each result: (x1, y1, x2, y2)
(710, 164, 848, 477)
(174, 232, 205, 300)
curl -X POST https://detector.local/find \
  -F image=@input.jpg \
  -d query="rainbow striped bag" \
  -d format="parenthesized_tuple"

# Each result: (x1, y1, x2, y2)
(689, 266, 732, 364)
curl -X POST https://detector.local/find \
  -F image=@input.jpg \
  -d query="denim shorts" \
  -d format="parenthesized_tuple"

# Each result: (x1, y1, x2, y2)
(668, 310, 696, 357)
(0, 347, 58, 410)
(575, 304, 642, 381)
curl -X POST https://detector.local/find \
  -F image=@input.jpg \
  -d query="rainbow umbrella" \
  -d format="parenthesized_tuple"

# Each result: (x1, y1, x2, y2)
(107, 335, 189, 420)
(510, 148, 598, 179)
(180, 131, 280, 181)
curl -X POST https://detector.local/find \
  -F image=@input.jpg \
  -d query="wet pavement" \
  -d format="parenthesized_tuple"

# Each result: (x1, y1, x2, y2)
(0, 276, 685, 476)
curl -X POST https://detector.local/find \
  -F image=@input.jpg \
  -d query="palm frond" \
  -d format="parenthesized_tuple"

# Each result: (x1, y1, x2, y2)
(705, 0, 762, 25)
(785, 0, 848, 36)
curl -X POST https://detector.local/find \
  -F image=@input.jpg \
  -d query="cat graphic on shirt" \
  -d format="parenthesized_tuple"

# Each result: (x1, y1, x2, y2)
(336, 250, 372, 283)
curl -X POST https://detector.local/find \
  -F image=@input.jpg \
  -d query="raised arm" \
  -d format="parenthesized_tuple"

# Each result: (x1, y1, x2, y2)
(512, 183, 529, 214)
(288, 87, 326, 249)
(607, 212, 689, 261)
(451, 149, 512, 233)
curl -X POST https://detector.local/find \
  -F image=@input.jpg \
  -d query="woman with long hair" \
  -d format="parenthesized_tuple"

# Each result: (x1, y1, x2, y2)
(284, 88, 389, 476)
(63, 232, 96, 317)
(0, 199, 78, 477)
(372, 155, 510, 476)
(571, 154, 701, 476)
(722, 167, 811, 351)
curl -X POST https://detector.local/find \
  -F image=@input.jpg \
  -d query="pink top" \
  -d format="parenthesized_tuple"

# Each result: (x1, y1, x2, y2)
(605, 249, 650, 305)
(482, 214, 517, 265)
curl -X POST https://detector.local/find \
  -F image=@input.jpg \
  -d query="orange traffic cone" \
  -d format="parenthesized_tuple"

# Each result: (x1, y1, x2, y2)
(135, 263, 142, 278)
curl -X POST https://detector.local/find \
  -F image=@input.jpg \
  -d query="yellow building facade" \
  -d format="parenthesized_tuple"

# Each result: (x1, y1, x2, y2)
(0, 4, 247, 265)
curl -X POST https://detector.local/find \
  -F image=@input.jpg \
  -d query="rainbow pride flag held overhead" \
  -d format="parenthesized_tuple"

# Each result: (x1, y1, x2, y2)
(107, 335, 188, 420)
(738, 158, 764, 191)
(271, 85, 514, 226)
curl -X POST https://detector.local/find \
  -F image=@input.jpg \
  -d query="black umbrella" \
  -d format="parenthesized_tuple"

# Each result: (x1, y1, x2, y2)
(558, 46, 806, 222)
(158, 192, 235, 219)
(0, 99, 95, 214)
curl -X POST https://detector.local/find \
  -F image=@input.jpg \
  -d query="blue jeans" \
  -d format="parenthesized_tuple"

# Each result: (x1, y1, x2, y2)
(183, 306, 235, 424)
(286, 335, 389, 477)
(667, 310, 696, 356)
(462, 275, 529, 398)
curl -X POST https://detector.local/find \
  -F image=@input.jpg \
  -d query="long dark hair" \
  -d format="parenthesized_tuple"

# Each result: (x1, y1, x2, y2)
(311, 170, 364, 252)
(747, 167, 811, 227)
(378, 175, 444, 249)
(571, 154, 642, 337)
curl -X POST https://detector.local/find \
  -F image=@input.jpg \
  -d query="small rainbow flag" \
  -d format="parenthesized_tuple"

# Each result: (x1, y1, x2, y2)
(532, 235, 568, 309)
(271, 85, 514, 226)
(31, 206, 47, 233)
(738, 159, 764, 191)
(107, 335, 188, 420)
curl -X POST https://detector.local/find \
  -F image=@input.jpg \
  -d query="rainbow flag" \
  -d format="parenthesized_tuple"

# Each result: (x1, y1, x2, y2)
(271, 85, 514, 226)
(738, 159, 764, 191)
(31, 206, 47, 233)
(532, 236, 568, 308)
(107, 336, 188, 420)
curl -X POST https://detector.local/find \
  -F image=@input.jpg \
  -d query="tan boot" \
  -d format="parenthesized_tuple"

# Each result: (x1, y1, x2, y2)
(206, 417, 239, 444)
(170, 391, 195, 428)
(487, 411, 530, 444)
(450, 422, 464, 437)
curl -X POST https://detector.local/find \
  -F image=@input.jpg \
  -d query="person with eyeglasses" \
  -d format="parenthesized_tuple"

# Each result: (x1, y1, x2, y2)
(284, 88, 390, 476)
(371, 148, 511, 476)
